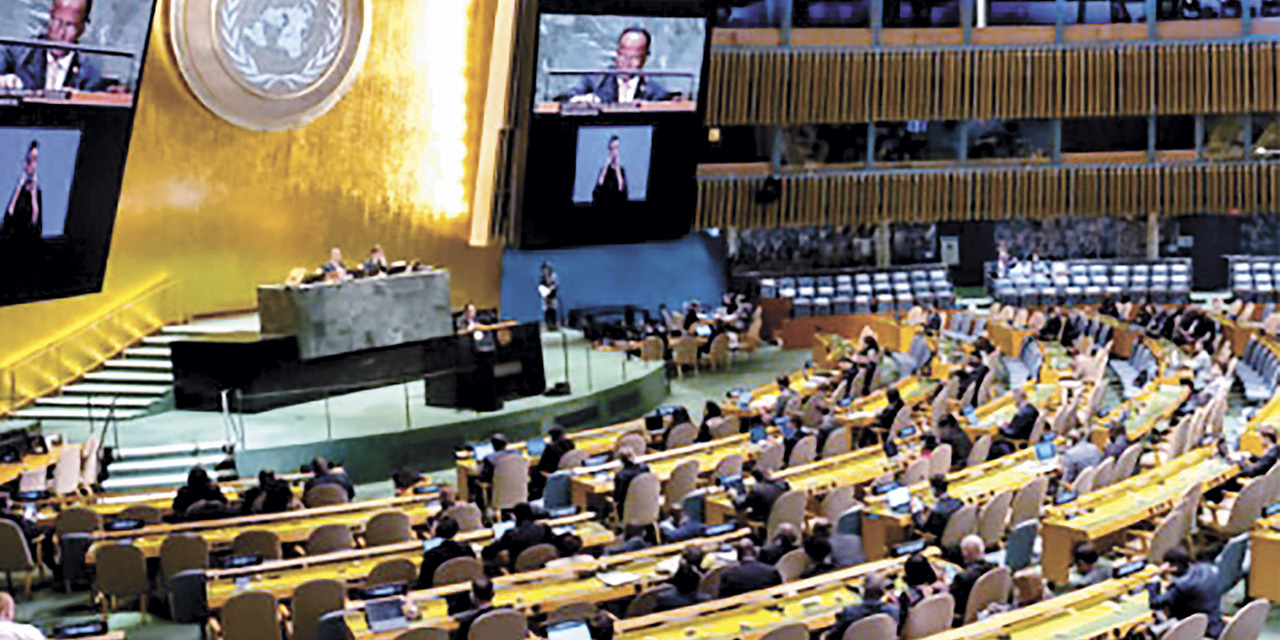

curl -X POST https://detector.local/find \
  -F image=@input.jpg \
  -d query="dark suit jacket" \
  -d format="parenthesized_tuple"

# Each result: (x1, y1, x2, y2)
(1038, 316, 1062, 341)
(480, 521, 553, 569)
(1243, 445, 1280, 478)
(949, 559, 996, 621)
(1150, 563, 1224, 638)
(938, 424, 973, 469)
(416, 539, 475, 589)
(827, 600, 900, 640)
(2, 185, 40, 246)
(915, 495, 963, 539)
(737, 479, 788, 522)
(613, 462, 651, 508)
(654, 585, 704, 612)
(1000, 404, 1039, 440)
(562, 70, 672, 103)
(535, 438, 575, 475)
(0, 47, 112, 92)
(759, 540, 799, 565)
(719, 559, 782, 598)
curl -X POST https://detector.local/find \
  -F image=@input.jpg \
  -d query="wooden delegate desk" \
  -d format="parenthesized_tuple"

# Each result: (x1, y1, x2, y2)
(615, 551, 945, 640)
(988, 321, 1035, 359)
(336, 529, 751, 638)
(203, 513, 613, 611)
(454, 418, 647, 500)
(51, 633, 125, 640)
(1240, 392, 1280, 457)
(1216, 315, 1259, 358)
(924, 567, 1159, 640)
(0, 444, 70, 486)
(36, 473, 316, 524)
(862, 447, 1061, 559)
(1249, 513, 1280, 602)
(569, 435, 753, 510)
(703, 442, 922, 526)
(1039, 447, 1237, 584)
(866, 315, 919, 352)
(85, 494, 441, 562)
(961, 383, 1060, 441)
(1088, 381, 1187, 448)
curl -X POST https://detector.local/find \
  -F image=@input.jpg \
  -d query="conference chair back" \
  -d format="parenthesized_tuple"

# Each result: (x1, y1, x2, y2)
(903, 593, 955, 639)
(978, 490, 1014, 547)
(1158, 613, 1208, 640)
(787, 435, 818, 467)
(615, 433, 647, 459)
(821, 428, 851, 459)
(774, 548, 811, 582)
(1009, 476, 1047, 527)
(393, 629, 448, 640)
(433, 556, 483, 586)
(708, 417, 738, 440)
(557, 449, 589, 471)
(963, 566, 1012, 623)
(707, 333, 731, 370)
(714, 454, 743, 480)
(820, 487, 856, 523)
(967, 436, 992, 467)
(640, 337, 664, 362)
(514, 543, 559, 572)
(306, 525, 355, 556)
(232, 530, 282, 561)
(366, 557, 417, 587)
(1114, 444, 1143, 482)
(51, 445, 82, 497)
(119, 505, 164, 525)
(940, 503, 978, 549)
(1070, 466, 1097, 495)
(698, 565, 725, 597)
(1217, 599, 1271, 640)
(624, 586, 666, 618)
(1005, 520, 1039, 572)
(160, 533, 209, 589)
(621, 473, 661, 529)
(666, 423, 698, 450)
(80, 437, 101, 493)
(902, 458, 930, 487)
(1146, 510, 1188, 563)
(758, 623, 808, 640)
(0, 520, 34, 595)
(291, 579, 346, 640)
(766, 491, 807, 540)
(468, 608, 527, 640)
(94, 542, 149, 615)
(444, 504, 484, 532)
(842, 613, 895, 640)
(491, 454, 530, 513)
(664, 460, 700, 510)
(222, 590, 283, 640)
(929, 444, 952, 478)
(304, 485, 349, 509)
(755, 440, 784, 472)
(365, 511, 413, 547)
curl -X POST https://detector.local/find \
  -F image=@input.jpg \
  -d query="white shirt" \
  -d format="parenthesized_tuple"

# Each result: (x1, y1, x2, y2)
(0, 620, 47, 640)
(44, 52, 72, 90)
(617, 75, 639, 103)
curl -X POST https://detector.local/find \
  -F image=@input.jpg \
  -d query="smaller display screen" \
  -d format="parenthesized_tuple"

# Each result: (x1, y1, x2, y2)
(0, 127, 80, 240)
(572, 125, 652, 205)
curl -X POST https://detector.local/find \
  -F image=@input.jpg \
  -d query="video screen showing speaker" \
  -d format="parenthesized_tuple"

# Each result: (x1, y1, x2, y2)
(534, 13, 707, 115)
(0, 0, 162, 307)
(519, 0, 713, 249)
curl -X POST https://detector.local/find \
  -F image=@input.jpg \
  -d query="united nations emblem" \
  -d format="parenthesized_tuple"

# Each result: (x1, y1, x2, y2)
(171, 0, 369, 129)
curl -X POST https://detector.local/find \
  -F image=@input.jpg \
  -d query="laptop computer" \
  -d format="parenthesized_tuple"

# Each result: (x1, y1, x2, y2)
(471, 442, 494, 460)
(873, 481, 902, 496)
(526, 437, 547, 457)
(1054, 491, 1078, 505)
(694, 324, 713, 338)
(749, 425, 767, 443)
(1034, 441, 1057, 461)
(898, 425, 917, 438)
(422, 538, 444, 552)
(717, 475, 745, 495)
(363, 597, 409, 633)
(886, 486, 912, 512)
(361, 583, 408, 600)
(492, 520, 515, 539)
(547, 621, 593, 640)
(893, 539, 927, 557)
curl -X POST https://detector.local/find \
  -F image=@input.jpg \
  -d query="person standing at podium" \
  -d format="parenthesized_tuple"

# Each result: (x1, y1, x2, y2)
(321, 247, 349, 283)
(539, 262, 559, 330)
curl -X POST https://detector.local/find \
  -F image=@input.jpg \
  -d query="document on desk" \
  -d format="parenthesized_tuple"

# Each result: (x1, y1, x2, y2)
(597, 571, 640, 587)
(845, 411, 877, 421)
(655, 556, 681, 574)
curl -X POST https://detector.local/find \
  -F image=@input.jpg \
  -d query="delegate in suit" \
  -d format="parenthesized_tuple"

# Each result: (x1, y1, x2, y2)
(0, 0, 117, 93)
(560, 28, 674, 104)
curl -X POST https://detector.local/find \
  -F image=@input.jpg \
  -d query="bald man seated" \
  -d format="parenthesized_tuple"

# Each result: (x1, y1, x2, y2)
(949, 535, 997, 626)
(0, 592, 44, 639)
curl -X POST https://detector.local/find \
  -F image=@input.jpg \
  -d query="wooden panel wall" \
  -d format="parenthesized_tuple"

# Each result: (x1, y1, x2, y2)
(704, 43, 1280, 125)
(695, 164, 1280, 228)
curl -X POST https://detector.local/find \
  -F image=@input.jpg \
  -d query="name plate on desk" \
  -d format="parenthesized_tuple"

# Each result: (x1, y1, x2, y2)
(258, 270, 453, 360)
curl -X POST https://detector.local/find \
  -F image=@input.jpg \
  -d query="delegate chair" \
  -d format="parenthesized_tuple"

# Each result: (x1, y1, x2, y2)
(220, 590, 282, 640)
(232, 530, 283, 561)
(365, 511, 413, 547)
(291, 579, 345, 640)
(0, 520, 36, 596)
(93, 542, 150, 620)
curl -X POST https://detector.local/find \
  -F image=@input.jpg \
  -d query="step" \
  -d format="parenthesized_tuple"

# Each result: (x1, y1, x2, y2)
(10, 406, 144, 421)
(83, 371, 173, 384)
(37, 396, 155, 409)
(141, 335, 185, 345)
(108, 452, 232, 474)
(61, 383, 169, 397)
(123, 347, 171, 359)
(103, 359, 173, 371)
(115, 441, 232, 459)
(101, 471, 237, 491)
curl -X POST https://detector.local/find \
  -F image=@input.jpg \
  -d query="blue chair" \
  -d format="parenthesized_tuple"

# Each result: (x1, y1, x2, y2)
(1004, 520, 1039, 571)
(1214, 533, 1250, 598)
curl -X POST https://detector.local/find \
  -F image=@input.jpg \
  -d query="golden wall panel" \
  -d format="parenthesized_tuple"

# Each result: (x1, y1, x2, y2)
(705, 42, 1279, 125)
(695, 163, 1280, 228)
(0, 0, 503, 362)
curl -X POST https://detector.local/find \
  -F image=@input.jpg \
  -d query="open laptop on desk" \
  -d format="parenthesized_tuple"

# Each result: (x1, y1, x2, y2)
(364, 597, 409, 633)
(547, 621, 592, 640)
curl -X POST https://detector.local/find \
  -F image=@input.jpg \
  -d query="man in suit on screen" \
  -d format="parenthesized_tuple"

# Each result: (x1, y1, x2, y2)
(0, 0, 116, 92)
(561, 27, 674, 105)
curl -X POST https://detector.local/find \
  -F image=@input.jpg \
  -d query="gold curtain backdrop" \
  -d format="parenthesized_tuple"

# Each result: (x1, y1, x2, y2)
(0, 0, 502, 363)
(704, 42, 1275, 125)
(695, 163, 1280, 229)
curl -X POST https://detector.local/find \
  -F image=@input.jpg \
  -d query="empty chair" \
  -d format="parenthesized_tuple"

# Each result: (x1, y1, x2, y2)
(774, 548, 812, 582)
(787, 435, 817, 467)
(221, 590, 282, 640)
(291, 579, 346, 640)
(0, 520, 34, 596)
(820, 428, 851, 458)
(766, 491, 807, 539)
(557, 449, 590, 470)
(1009, 477, 1047, 527)
(93, 542, 150, 619)
(820, 487, 857, 523)
(364, 511, 413, 547)
(366, 557, 417, 587)
(49, 445, 82, 497)
(467, 608, 527, 640)
(615, 432, 646, 458)
(303, 484, 349, 508)
(664, 460, 699, 511)
(1217, 599, 1271, 640)
(665, 423, 698, 449)
(118, 505, 163, 525)
(1158, 614, 1208, 640)
(902, 458, 930, 487)
(758, 623, 809, 640)
(939, 504, 978, 550)
(624, 586, 667, 618)
(977, 490, 1014, 548)
(841, 613, 896, 640)
(714, 454, 743, 479)
(755, 440, 784, 472)
(929, 444, 952, 478)
(306, 525, 355, 556)
(968, 435, 992, 466)
(620, 472, 661, 530)
(159, 533, 209, 592)
(963, 566, 1012, 624)
(433, 556, 484, 587)
(1071, 466, 1097, 495)
(232, 530, 282, 561)
(1004, 520, 1039, 571)
(490, 453, 529, 514)
(443, 503, 483, 532)
(1214, 534, 1250, 599)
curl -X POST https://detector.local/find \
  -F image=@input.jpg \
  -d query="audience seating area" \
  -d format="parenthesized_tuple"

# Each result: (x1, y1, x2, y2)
(989, 259, 1192, 305)
(1111, 340, 1160, 399)
(1239, 338, 1280, 404)
(759, 265, 956, 315)
(1230, 255, 1280, 302)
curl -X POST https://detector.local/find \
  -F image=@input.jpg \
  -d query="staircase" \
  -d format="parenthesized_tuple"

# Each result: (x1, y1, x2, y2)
(101, 440, 238, 492)
(8, 333, 178, 423)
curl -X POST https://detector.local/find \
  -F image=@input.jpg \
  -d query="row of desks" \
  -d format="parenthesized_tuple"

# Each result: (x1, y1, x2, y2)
(1088, 381, 1188, 447)
(1040, 447, 1237, 584)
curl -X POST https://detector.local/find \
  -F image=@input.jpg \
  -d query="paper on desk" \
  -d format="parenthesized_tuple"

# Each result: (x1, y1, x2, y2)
(655, 557, 681, 574)
(597, 571, 640, 587)
(845, 411, 877, 421)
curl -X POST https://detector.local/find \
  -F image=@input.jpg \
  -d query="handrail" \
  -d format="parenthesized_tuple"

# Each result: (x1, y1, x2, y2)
(0, 276, 187, 417)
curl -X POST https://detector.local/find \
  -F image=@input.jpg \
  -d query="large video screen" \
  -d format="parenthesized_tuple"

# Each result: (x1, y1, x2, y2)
(0, 0, 160, 306)
(519, 0, 714, 249)
(534, 14, 707, 114)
